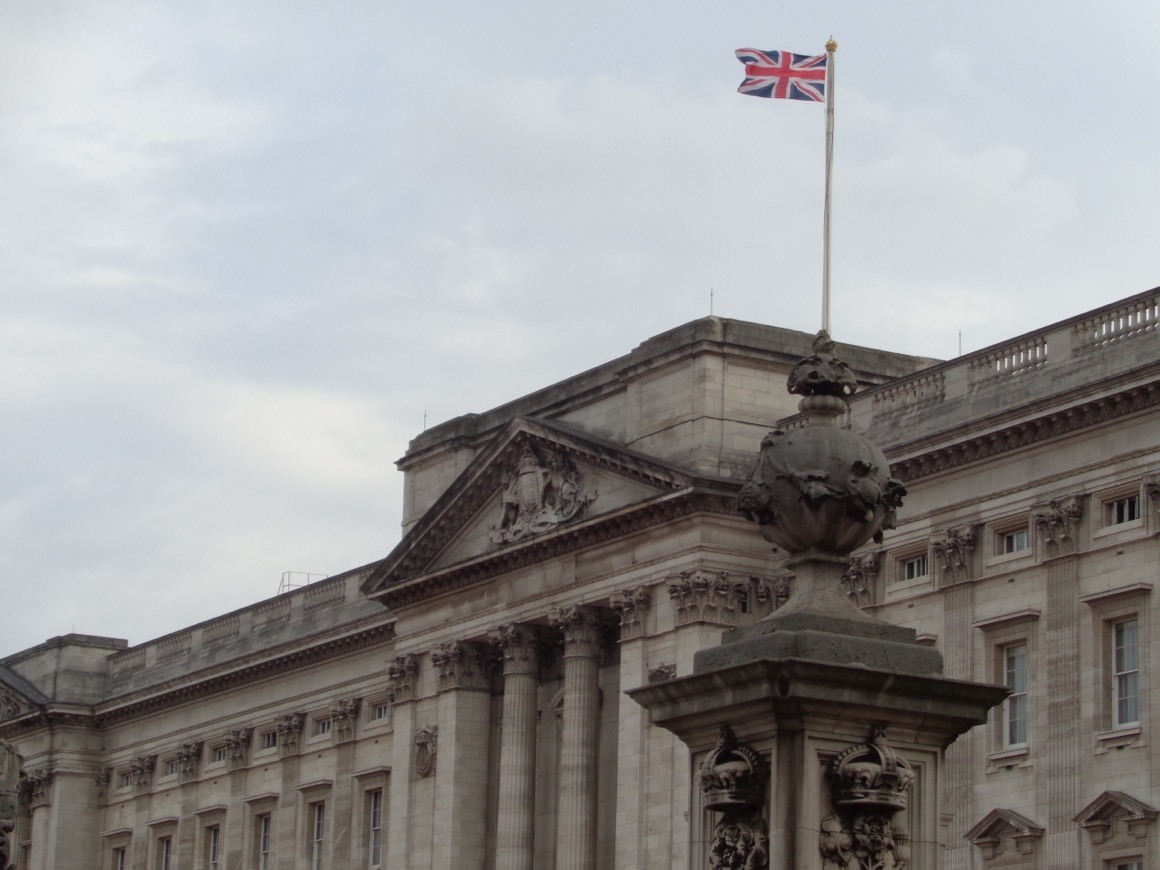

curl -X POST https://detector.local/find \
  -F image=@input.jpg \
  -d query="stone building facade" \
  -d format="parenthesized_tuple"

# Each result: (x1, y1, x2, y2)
(0, 288, 1157, 870)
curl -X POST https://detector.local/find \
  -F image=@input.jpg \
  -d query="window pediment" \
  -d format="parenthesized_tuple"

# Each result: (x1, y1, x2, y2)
(965, 808, 1044, 860)
(1074, 790, 1158, 845)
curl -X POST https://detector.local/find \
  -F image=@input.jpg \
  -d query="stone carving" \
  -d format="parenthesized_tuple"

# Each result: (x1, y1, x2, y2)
(787, 330, 859, 398)
(94, 769, 111, 790)
(414, 725, 438, 779)
(23, 768, 51, 807)
(489, 441, 597, 544)
(1146, 480, 1160, 504)
(700, 726, 769, 870)
(275, 713, 305, 752)
(932, 526, 975, 585)
(841, 554, 880, 609)
(489, 624, 545, 675)
(647, 663, 676, 683)
(754, 574, 793, 613)
(431, 642, 492, 691)
(129, 755, 156, 789)
(820, 726, 913, 870)
(610, 585, 652, 640)
(0, 692, 21, 723)
(175, 741, 202, 777)
(387, 653, 421, 703)
(224, 728, 251, 768)
(1033, 497, 1083, 555)
(667, 571, 750, 627)
(328, 698, 360, 740)
(739, 332, 906, 564)
(548, 604, 605, 656)
(0, 742, 22, 870)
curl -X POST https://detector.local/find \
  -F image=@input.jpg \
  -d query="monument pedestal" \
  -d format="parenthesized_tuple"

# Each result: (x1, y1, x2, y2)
(629, 631, 1006, 869)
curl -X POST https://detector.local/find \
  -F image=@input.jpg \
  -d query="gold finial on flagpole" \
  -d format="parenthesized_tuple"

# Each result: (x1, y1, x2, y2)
(826, 37, 838, 52)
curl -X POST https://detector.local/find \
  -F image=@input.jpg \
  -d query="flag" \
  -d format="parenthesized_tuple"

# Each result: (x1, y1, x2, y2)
(735, 48, 827, 101)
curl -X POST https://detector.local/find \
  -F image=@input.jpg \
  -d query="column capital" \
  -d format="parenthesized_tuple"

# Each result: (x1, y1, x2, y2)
(610, 585, 652, 641)
(489, 623, 547, 676)
(548, 605, 603, 658)
(431, 641, 495, 691)
(387, 652, 422, 703)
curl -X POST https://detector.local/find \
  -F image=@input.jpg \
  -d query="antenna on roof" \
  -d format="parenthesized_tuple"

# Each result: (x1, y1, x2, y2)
(423, 409, 428, 431)
(958, 329, 962, 357)
(710, 287, 715, 316)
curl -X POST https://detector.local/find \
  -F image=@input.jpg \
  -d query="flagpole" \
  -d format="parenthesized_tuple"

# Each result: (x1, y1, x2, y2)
(822, 37, 837, 334)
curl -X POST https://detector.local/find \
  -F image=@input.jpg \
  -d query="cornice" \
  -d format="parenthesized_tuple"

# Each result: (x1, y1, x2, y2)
(93, 620, 395, 726)
(888, 379, 1160, 483)
(370, 488, 740, 611)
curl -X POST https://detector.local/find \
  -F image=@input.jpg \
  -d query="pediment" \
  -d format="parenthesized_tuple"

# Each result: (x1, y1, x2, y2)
(1074, 790, 1158, 844)
(965, 808, 1044, 859)
(363, 417, 736, 602)
(0, 666, 48, 723)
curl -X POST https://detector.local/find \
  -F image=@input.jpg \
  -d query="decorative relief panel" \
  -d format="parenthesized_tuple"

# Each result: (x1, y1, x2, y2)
(755, 574, 793, 614)
(0, 692, 23, 723)
(129, 755, 156, 792)
(431, 641, 493, 692)
(820, 727, 913, 870)
(489, 441, 597, 545)
(932, 526, 976, 586)
(387, 653, 421, 703)
(647, 663, 676, 684)
(1033, 496, 1083, 557)
(841, 555, 880, 609)
(414, 725, 438, 779)
(610, 585, 652, 640)
(667, 570, 749, 627)
(700, 726, 769, 870)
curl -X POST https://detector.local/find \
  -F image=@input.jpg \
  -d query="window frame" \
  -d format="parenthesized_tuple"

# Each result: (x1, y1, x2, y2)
(1002, 642, 1030, 748)
(1081, 583, 1152, 751)
(973, 609, 1040, 769)
(1112, 618, 1141, 728)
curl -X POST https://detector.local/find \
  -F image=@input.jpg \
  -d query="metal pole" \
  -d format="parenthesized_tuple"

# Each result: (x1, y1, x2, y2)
(822, 38, 837, 333)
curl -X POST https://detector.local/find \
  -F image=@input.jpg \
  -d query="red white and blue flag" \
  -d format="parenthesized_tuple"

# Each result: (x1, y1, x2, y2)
(735, 48, 827, 101)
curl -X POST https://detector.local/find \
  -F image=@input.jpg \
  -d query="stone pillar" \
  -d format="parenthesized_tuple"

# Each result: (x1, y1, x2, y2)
(430, 641, 494, 870)
(489, 624, 544, 870)
(548, 605, 603, 870)
(610, 586, 651, 870)
(385, 653, 421, 870)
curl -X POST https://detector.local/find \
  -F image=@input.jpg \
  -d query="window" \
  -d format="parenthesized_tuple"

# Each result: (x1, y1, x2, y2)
(372, 702, 390, 722)
(113, 847, 127, 870)
(311, 803, 326, 870)
(259, 730, 278, 750)
(1113, 619, 1140, 727)
(165, 759, 179, 776)
(205, 826, 220, 870)
(212, 745, 228, 764)
(1000, 528, 1029, 555)
(368, 789, 383, 869)
(903, 554, 928, 581)
(1111, 862, 1142, 870)
(1003, 644, 1029, 746)
(1106, 494, 1141, 526)
(156, 836, 172, 870)
(313, 717, 332, 737)
(119, 771, 133, 789)
(256, 814, 272, 870)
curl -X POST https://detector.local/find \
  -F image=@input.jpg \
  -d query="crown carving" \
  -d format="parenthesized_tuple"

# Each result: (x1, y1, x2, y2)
(828, 726, 914, 813)
(699, 725, 768, 812)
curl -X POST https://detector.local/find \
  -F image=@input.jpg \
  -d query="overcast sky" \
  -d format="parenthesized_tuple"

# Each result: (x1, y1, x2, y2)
(2, 2, 1158, 655)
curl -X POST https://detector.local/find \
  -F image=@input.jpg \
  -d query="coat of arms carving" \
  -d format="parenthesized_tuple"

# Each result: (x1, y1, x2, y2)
(489, 442, 597, 544)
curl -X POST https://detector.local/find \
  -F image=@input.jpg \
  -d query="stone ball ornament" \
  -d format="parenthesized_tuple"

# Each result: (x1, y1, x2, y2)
(738, 331, 906, 559)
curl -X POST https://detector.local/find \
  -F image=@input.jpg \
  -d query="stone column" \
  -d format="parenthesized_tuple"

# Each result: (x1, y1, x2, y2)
(430, 641, 494, 870)
(609, 586, 651, 870)
(385, 653, 421, 870)
(489, 624, 544, 870)
(548, 605, 603, 870)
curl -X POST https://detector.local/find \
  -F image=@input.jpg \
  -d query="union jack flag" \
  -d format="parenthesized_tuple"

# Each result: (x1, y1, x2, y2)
(735, 48, 827, 101)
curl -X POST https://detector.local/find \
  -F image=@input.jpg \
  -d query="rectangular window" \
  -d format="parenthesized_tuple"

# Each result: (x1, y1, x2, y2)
(260, 730, 278, 750)
(119, 771, 133, 789)
(165, 759, 179, 776)
(313, 718, 332, 737)
(113, 847, 127, 870)
(1113, 619, 1140, 727)
(1000, 528, 1029, 555)
(256, 814, 272, 870)
(1111, 862, 1142, 870)
(311, 803, 326, 870)
(1003, 644, 1029, 746)
(372, 702, 390, 723)
(206, 826, 220, 870)
(903, 555, 928, 580)
(1106, 494, 1140, 525)
(368, 789, 383, 868)
(212, 746, 228, 763)
(156, 836, 172, 870)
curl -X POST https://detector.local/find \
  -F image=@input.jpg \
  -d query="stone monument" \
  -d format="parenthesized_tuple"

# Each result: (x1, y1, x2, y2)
(630, 332, 1007, 869)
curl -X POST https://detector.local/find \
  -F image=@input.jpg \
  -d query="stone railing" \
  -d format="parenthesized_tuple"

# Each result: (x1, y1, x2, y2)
(1073, 294, 1158, 351)
(846, 287, 1160, 428)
